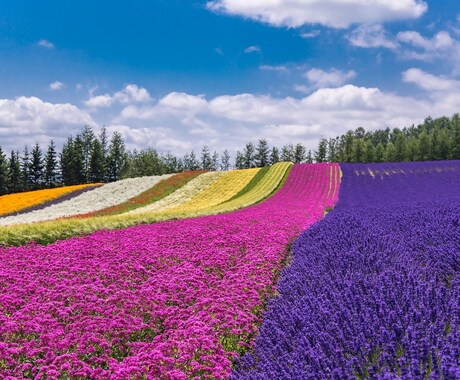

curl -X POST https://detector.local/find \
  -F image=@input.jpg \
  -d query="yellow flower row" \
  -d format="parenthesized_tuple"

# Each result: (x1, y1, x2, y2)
(160, 167, 260, 216)
(0, 184, 101, 217)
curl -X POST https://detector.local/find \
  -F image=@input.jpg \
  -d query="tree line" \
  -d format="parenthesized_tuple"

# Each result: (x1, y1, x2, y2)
(0, 113, 459, 195)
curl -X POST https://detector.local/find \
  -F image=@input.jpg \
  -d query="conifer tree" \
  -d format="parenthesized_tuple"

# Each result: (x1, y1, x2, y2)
(0, 146, 9, 195)
(8, 151, 22, 193)
(30, 143, 44, 189)
(45, 140, 58, 187)
(255, 139, 269, 167)
(221, 149, 231, 171)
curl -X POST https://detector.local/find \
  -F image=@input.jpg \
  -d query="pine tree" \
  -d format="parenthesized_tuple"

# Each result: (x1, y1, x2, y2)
(306, 150, 313, 163)
(243, 143, 255, 168)
(200, 145, 213, 170)
(188, 150, 200, 171)
(60, 137, 77, 185)
(255, 139, 269, 167)
(221, 149, 231, 171)
(99, 126, 109, 181)
(8, 151, 22, 193)
(21, 146, 32, 191)
(0, 146, 9, 195)
(270, 147, 280, 165)
(293, 143, 306, 164)
(45, 140, 58, 187)
(281, 143, 294, 162)
(73, 135, 86, 184)
(211, 151, 219, 171)
(107, 132, 127, 181)
(30, 143, 44, 189)
(235, 151, 245, 169)
(80, 125, 95, 182)
(89, 138, 106, 182)
(314, 139, 327, 163)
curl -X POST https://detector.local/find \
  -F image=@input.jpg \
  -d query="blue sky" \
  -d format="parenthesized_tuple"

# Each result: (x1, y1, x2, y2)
(0, 0, 459, 156)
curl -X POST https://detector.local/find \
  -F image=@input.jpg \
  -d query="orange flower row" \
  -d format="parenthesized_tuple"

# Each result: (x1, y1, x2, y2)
(0, 184, 102, 217)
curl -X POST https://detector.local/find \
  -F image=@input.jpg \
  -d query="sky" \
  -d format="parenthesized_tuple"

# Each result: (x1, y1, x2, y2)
(0, 0, 459, 156)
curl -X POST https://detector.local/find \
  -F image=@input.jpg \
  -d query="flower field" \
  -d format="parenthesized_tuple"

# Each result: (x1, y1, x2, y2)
(0, 163, 292, 246)
(0, 175, 172, 226)
(233, 161, 460, 379)
(0, 163, 339, 379)
(0, 184, 101, 217)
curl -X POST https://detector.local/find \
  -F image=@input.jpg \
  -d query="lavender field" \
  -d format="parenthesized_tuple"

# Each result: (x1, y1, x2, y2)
(233, 161, 460, 379)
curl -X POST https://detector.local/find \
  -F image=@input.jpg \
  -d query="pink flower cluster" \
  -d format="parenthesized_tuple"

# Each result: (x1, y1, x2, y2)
(0, 163, 339, 379)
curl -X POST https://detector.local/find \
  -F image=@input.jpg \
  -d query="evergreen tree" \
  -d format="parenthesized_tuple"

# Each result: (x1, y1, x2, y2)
(314, 139, 327, 163)
(60, 137, 77, 185)
(404, 137, 418, 162)
(0, 146, 8, 195)
(89, 138, 106, 182)
(281, 143, 294, 162)
(293, 143, 306, 164)
(99, 126, 109, 181)
(243, 142, 256, 168)
(254, 139, 269, 167)
(450, 114, 460, 159)
(384, 142, 397, 162)
(8, 151, 22, 193)
(30, 143, 44, 189)
(221, 149, 231, 171)
(80, 125, 95, 182)
(45, 140, 58, 187)
(188, 150, 200, 171)
(351, 139, 365, 163)
(394, 133, 406, 162)
(21, 146, 32, 191)
(270, 147, 280, 165)
(235, 151, 245, 169)
(363, 140, 375, 163)
(73, 135, 86, 184)
(417, 131, 431, 161)
(200, 145, 213, 170)
(163, 152, 179, 173)
(306, 150, 313, 163)
(374, 143, 385, 163)
(107, 132, 127, 181)
(211, 150, 219, 171)
(327, 138, 338, 162)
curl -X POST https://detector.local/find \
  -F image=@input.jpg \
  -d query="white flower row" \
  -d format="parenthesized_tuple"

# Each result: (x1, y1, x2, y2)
(0, 174, 173, 226)
(126, 171, 224, 215)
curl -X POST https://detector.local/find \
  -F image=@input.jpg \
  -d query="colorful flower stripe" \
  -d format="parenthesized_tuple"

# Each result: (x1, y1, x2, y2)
(0, 163, 339, 379)
(0, 184, 101, 217)
(0, 164, 293, 246)
(75, 171, 205, 218)
(126, 171, 224, 215)
(0, 175, 173, 226)
(232, 160, 460, 379)
(155, 168, 260, 216)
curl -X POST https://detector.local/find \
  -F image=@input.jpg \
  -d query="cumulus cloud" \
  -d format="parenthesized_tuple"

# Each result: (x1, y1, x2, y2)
(397, 30, 456, 60)
(403, 68, 460, 92)
(85, 84, 152, 108)
(49, 81, 64, 91)
(347, 24, 398, 49)
(206, 0, 427, 29)
(305, 68, 356, 88)
(38, 39, 54, 48)
(244, 45, 261, 53)
(0, 96, 95, 151)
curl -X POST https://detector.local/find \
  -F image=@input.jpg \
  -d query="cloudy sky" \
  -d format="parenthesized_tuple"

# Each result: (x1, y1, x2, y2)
(0, 0, 459, 156)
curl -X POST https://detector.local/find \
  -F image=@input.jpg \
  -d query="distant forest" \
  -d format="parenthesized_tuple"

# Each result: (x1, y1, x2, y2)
(0, 113, 459, 195)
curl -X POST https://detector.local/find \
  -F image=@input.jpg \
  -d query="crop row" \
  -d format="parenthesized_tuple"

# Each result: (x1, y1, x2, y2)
(0, 183, 101, 217)
(233, 160, 460, 379)
(0, 163, 339, 379)
(0, 163, 292, 246)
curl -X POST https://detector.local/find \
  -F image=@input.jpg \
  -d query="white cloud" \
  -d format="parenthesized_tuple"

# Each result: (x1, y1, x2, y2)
(0, 96, 95, 151)
(300, 30, 320, 38)
(85, 84, 152, 108)
(397, 30, 455, 60)
(206, 0, 427, 29)
(38, 39, 54, 48)
(305, 68, 356, 88)
(402, 68, 460, 92)
(49, 81, 64, 91)
(347, 24, 398, 49)
(259, 65, 289, 72)
(244, 45, 261, 53)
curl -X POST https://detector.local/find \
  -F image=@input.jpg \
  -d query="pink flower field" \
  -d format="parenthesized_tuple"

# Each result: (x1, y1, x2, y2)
(0, 163, 339, 379)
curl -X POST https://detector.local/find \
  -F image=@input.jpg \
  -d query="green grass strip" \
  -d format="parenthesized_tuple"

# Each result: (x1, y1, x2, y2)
(225, 166, 271, 203)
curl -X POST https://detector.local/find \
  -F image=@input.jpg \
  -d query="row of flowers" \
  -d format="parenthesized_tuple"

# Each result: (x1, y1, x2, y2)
(233, 160, 460, 379)
(0, 175, 172, 226)
(0, 184, 101, 217)
(0, 163, 339, 379)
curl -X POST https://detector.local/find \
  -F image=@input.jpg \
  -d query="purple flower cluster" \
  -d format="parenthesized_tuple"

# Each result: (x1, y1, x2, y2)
(233, 161, 460, 379)
(0, 163, 338, 379)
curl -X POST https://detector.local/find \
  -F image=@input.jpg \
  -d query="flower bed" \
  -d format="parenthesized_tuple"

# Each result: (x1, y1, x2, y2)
(0, 163, 339, 379)
(233, 160, 460, 379)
